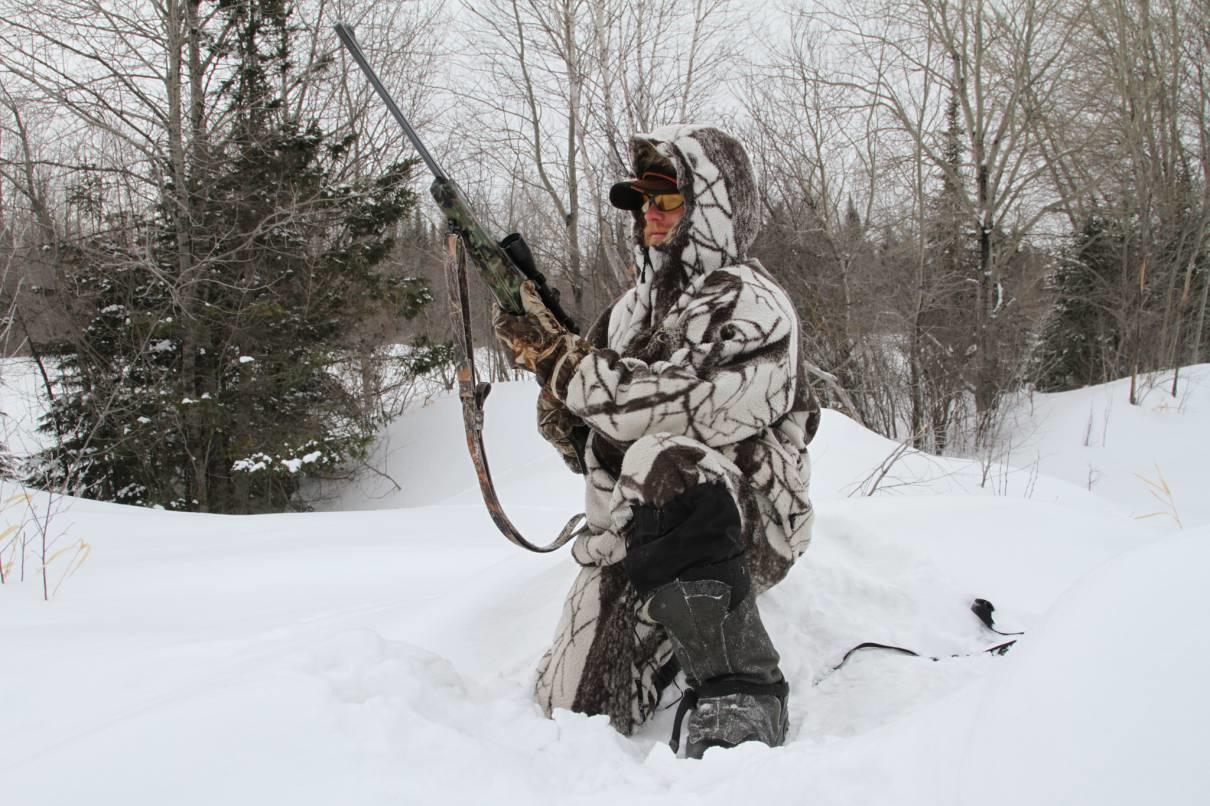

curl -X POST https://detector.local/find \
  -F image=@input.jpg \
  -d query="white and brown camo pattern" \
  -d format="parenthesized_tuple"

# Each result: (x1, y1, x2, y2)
(534, 125, 820, 735)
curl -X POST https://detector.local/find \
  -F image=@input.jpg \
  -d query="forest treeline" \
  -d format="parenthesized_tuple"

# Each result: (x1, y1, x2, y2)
(0, 0, 1206, 513)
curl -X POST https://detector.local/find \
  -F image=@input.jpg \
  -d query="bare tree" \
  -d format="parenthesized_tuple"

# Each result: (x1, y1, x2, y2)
(1026, 0, 1209, 399)
(752, 0, 1074, 446)
(452, 0, 737, 322)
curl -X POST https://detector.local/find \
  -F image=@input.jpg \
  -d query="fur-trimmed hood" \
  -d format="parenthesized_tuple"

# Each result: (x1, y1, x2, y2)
(616, 125, 762, 355)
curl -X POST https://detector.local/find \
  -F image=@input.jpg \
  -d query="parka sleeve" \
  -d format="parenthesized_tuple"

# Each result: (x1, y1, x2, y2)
(561, 270, 799, 448)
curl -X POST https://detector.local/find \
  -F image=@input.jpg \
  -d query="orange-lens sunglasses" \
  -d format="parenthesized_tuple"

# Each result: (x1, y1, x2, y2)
(640, 192, 685, 213)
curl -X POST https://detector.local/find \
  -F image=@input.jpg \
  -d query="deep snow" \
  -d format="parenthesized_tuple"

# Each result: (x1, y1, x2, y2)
(2, 364, 1208, 805)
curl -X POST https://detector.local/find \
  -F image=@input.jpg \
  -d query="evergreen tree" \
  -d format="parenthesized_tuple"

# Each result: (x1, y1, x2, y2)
(29, 0, 431, 513)
(913, 87, 980, 451)
(1033, 216, 1130, 392)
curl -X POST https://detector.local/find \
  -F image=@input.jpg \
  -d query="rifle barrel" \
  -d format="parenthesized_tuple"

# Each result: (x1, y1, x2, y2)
(334, 23, 446, 181)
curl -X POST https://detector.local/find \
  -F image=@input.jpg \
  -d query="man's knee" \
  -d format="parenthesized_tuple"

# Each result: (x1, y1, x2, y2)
(622, 479, 750, 605)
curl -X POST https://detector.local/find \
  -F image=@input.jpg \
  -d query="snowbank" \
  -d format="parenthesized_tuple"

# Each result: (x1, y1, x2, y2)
(961, 529, 1210, 806)
(2, 369, 1204, 805)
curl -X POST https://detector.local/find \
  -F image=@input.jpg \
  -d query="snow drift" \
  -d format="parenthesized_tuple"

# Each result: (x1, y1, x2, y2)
(2, 366, 1208, 805)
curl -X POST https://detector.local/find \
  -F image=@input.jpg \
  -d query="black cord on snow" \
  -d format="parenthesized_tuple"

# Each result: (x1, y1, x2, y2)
(816, 597, 1023, 684)
(823, 637, 1018, 677)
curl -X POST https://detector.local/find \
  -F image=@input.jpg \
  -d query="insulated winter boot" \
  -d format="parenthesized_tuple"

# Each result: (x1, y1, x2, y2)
(621, 479, 789, 758)
(646, 578, 789, 758)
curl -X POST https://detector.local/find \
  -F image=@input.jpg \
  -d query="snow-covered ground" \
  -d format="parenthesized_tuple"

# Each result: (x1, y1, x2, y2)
(2, 364, 1208, 805)
(0, 357, 54, 460)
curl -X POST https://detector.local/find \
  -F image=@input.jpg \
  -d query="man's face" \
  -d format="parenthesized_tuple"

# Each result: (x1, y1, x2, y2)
(642, 194, 686, 247)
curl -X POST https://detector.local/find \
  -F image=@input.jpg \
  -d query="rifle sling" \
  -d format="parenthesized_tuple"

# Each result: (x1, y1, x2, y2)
(445, 233, 583, 553)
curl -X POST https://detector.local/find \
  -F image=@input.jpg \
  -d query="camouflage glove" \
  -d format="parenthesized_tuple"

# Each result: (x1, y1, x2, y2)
(492, 280, 593, 396)
(537, 388, 585, 474)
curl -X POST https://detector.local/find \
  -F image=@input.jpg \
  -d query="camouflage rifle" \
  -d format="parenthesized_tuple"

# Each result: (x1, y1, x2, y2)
(334, 23, 578, 334)
(336, 24, 584, 553)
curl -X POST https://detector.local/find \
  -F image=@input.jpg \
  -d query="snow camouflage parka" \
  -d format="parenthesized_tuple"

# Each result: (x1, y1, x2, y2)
(534, 124, 820, 735)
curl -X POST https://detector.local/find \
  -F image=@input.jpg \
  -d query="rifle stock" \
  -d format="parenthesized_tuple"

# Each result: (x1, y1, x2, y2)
(335, 23, 578, 332)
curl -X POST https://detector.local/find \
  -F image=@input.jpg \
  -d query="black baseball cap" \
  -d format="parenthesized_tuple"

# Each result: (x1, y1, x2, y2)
(609, 169, 680, 211)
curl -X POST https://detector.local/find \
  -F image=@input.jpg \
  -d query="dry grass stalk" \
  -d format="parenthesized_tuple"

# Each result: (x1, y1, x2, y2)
(1133, 464, 1183, 529)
